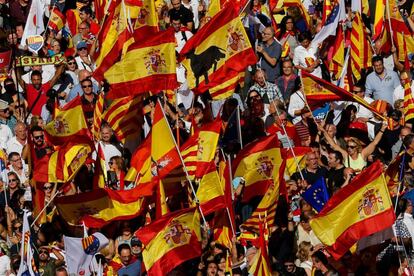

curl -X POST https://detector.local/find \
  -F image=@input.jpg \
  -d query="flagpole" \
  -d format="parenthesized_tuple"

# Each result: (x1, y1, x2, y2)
(271, 101, 305, 180)
(385, 0, 395, 48)
(156, 99, 209, 227)
(30, 187, 60, 227)
(239, 0, 251, 15)
(237, 106, 243, 149)
(393, 151, 406, 214)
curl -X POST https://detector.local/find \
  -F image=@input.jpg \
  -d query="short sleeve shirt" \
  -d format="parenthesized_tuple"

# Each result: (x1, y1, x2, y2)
(26, 82, 51, 116)
(260, 40, 282, 81)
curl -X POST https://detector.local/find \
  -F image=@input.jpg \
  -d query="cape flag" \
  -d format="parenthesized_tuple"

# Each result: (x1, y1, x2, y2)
(196, 163, 226, 215)
(64, 233, 109, 276)
(301, 71, 385, 119)
(102, 96, 142, 143)
(310, 161, 395, 260)
(311, 0, 345, 47)
(329, 26, 345, 80)
(302, 177, 330, 212)
(180, 4, 257, 94)
(180, 119, 222, 179)
(372, 0, 386, 41)
(48, 8, 65, 32)
(21, 0, 45, 48)
(283, 0, 312, 31)
(282, 147, 312, 176)
(55, 187, 146, 227)
(45, 96, 90, 145)
(248, 219, 272, 276)
(402, 72, 414, 122)
(135, 208, 202, 275)
(104, 29, 178, 99)
(92, 92, 104, 141)
(32, 139, 94, 183)
(17, 211, 40, 276)
(93, 0, 158, 82)
(233, 135, 284, 203)
(350, 12, 373, 81)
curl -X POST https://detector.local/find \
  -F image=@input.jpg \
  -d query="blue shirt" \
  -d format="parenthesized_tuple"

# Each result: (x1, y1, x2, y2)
(66, 83, 99, 102)
(118, 259, 141, 276)
(365, 69, 400, 105)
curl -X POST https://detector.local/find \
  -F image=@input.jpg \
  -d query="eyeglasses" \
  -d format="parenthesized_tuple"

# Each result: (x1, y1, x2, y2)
(0, 108, 9, 113)
(10, 159, 20, 162)
(262, 32, 272, 36)
(43, 185, 53, 190)
(8, 178, 17, 183)
(39, 250, 49, 254)
(78, 47, 87, 51)
(347, 145, 357, 149)
(34, 135, 44, 140)
(82, 85, 93, 88)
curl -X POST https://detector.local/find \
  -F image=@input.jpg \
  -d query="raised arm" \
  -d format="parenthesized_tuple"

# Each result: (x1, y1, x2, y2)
(318, 123, 348, 158)
(362, 121, 387, 159)
(49, 63, 65, 87)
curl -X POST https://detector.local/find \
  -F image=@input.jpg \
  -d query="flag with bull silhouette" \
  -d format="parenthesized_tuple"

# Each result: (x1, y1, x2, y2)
(180, 3, 257, 98)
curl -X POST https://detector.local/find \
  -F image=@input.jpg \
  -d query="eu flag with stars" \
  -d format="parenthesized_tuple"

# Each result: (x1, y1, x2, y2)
(302, 177, 329, 212)
(403, 189, 414, 205)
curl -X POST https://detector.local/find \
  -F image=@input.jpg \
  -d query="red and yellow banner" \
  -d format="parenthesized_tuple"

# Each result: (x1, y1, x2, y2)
(48, 8, 65, 32)
(136, 208, 201, 275)
(180, 4, 256, 94)
(350, 12, 372, 81)
(104, 29, 178, 98)
(196, 163, 226, 215)
(310, 161, 395, 259)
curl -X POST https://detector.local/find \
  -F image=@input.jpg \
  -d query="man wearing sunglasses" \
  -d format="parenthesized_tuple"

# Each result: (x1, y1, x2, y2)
(80, 78, 97, 127)
(38, 245, 65, 276)
(30, 126, 53, 160)
(0, 99, 12, 150)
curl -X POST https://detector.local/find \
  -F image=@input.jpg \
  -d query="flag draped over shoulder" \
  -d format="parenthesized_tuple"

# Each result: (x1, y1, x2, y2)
(301, 71, 385, 119)
(45, 96, 90, 145)
(136, 208, 202, 275)
(310, 161, 395, 259)
(104, 29, 178, 99)
(55, 186, 146, 227)
(350, 12, 372, 81)
(180, 4, 256, 94)
(233, 135, 284, 202)
(64, 232, 109, 276)
(33, 139, 93, 183)
(102, 96, 142, 143)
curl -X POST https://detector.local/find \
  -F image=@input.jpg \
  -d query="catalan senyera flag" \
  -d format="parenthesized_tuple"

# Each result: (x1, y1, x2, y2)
(136, 208, 202, 275)
(48, 8, 65, 32)
(196, 163, 226, 215)
(310, 161, 395, 260)
(104, 29, 178, 99)
(282, 147, 312, 176)
(33, 139, 93, 183)
(102, 96, 142, 143)
(385, 152, 404, 196)
(248, 220, 272, 276)
(55, 187, 146, 227)
(93, 0, 107, 23)
(372, 0, 386, 41)
(45, 96, 90, 145)
(151, 102, 181, 179)
(92, 92, 104, 141)
(233, 135, 284, 203)
(301, 71, 385, 119)
(329, 26, 345, 80)
(180, 119, 222, 179)
(93, 0, 158, 82)
(401, 72, 414, 121)
(390, 18, 414, 63)
(350, 12, 373, 81)
(321, 0, 334, 26)
(180, 4, 256, 94)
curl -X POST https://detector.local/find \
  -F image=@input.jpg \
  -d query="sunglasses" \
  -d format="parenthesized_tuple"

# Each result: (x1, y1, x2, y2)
(8, 178, 17, 183)
(34, 135, 44, 140)
(39, 250, 49, 254)
(82, 85, 93, 88)
(0, 108, 9, 113)
(67, 62, 76, 65)
(78, 47, 87, 51)
(108, 161, 113, 165)
(347, 145, 357, 149)
(43, 185, 53, 190)
(13, 225, 22, 232)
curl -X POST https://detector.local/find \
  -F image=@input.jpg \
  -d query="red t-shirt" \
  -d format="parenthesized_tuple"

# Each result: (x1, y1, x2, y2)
(26, 82, 51, 116)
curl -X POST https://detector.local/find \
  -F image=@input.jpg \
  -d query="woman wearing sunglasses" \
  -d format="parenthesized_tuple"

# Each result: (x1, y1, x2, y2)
(318, 121, 387, 173)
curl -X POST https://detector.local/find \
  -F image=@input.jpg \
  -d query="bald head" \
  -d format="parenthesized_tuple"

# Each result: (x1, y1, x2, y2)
(78, 70, 92, 82)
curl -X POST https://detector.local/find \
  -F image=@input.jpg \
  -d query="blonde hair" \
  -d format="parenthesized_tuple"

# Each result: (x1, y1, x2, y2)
(348, 137, 363, 152)
(100, 239, 115, 260)
(297, 241, 312, 262)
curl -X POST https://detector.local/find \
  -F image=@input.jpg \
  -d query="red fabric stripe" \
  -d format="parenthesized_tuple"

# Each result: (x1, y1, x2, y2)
(242, 180, 272, 203)
(325, 207, 395, 259)
(200, 195, 226, 215)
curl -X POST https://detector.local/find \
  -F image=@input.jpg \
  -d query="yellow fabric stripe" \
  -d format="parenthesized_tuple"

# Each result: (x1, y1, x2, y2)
(45, 105, 87, 137)
(196, 170, 224, 205)
(47, 151, 59, 183)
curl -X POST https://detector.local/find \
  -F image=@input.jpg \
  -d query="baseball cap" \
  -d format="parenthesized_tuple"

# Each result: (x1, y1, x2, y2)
(131, 236, 142, 247)
(76, 41, 87, 50)
(0, 99, 9, 110)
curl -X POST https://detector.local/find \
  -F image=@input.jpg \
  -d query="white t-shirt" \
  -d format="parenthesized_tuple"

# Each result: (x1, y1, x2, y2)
(0, 124, 12, 151)
(6, 137, 26, 156)
(0, 255, 10, 276)
(175, 30, 193, 53)
(393, 81, 414, 105)
(353, 96, 374, 119)
(293, 45, 322, 78)
(94, 141, 122, 171)
(288, 90, 306, 124)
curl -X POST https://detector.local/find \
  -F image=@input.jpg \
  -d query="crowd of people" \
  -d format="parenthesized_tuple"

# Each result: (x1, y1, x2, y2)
(0, 0, 412, 275)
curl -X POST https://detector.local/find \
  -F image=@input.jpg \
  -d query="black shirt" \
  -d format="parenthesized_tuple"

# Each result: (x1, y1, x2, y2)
(327, 167, 345, 194)
(168, 5, 194, 27)
(300, 167, 328, 185)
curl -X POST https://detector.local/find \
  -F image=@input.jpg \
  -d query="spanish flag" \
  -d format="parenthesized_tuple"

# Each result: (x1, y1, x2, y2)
(92, 92, 104, 141)
(102, 96, 142, 143)
(33, 139, 94, 183)
(329, 26, 345, 80)
(45, 96, 90, 145)
(155, 179, 169, 219)
(248, 219, 272, 276)
(372, 0, 386, 41)
(180, 119, 222, 179)
(196, 163, 226, 215)
(321, 0, 334, 26)
(136, 208, 202, 275)
(124, 136, 152, 189)
(390, 19, 414, 63)
(350, 12, 372, 81)
(180, 4, 256, 94)
(233, 135, 284, 203)
(208, 71, 245, 100)
(48, 8, 65, 32)
(310, 161, 395, 260)
(92, 143, 107, 189)
(93, 0, 158, 82)
(301, 71, 385, 119)
(104, 29, 178, 99)
(55, 186, 146, 227)
(282, 147, 312, 176)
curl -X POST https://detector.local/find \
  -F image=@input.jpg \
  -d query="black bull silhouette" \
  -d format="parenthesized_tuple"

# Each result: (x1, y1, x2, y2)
(186, 46, 226, 87)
